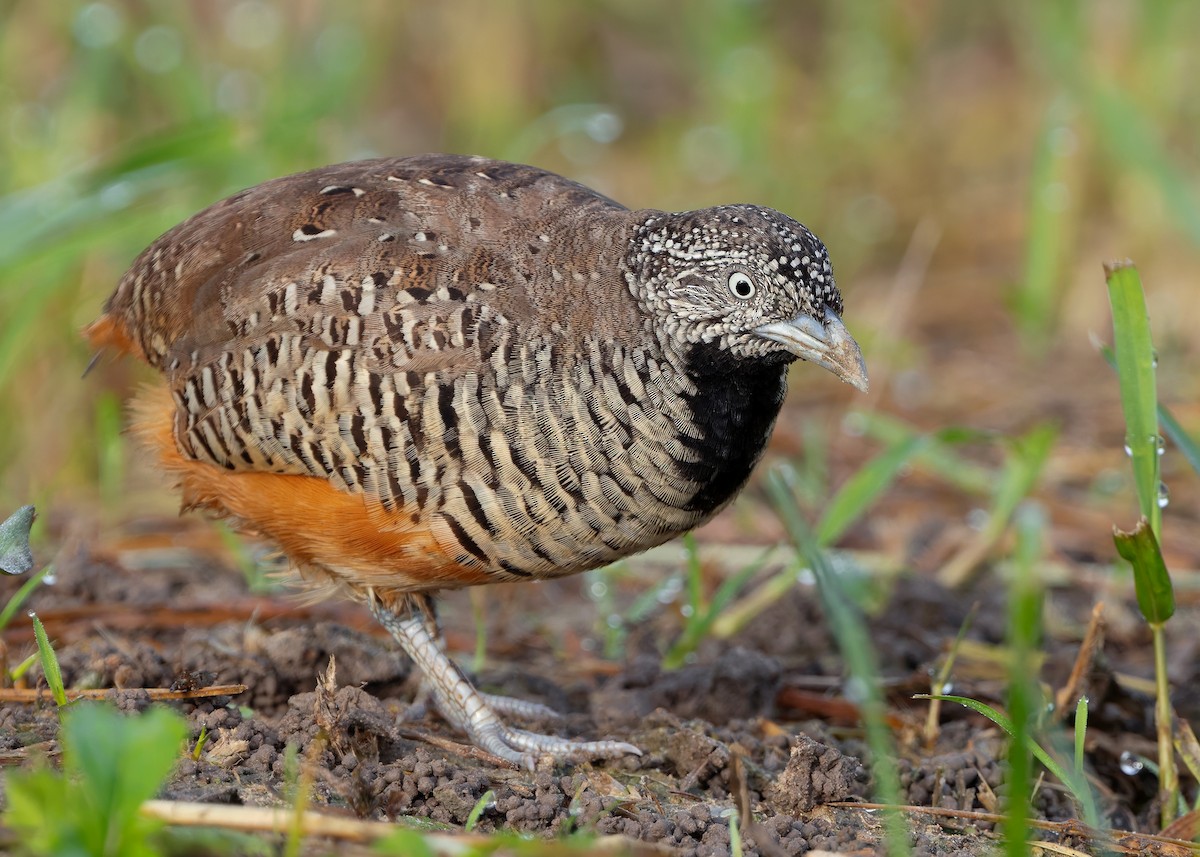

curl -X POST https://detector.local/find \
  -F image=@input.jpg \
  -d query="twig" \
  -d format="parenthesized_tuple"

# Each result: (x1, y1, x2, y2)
(0, 684, 246, 704)
(1053, 601, 1105, 721)
(828, 802, 1200, 854)
(396, 727, 521, 770)
(139, 800, 671, 853)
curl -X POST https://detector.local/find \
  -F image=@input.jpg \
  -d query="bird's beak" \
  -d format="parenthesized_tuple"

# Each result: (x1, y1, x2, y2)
(755, 307, 869, 392)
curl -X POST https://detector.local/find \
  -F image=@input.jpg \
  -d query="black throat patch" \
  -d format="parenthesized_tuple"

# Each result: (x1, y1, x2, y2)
(678, 341, 791, 516)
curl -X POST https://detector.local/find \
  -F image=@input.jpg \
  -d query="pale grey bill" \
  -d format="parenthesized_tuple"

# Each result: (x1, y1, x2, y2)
(754, 307, 869, 393)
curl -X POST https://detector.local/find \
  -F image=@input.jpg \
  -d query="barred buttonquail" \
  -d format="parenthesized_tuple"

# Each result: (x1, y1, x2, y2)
(88, 154, 867, 768)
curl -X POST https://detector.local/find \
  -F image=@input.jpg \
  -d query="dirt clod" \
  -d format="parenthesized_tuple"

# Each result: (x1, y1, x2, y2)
(765, 734, 864, 815)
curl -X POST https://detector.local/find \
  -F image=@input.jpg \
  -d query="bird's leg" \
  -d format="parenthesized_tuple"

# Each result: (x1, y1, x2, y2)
(369, 592, 640, 769)
(405, 603, 561, 724)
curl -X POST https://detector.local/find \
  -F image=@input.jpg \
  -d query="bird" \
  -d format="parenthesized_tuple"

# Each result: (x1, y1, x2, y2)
(87, 154, 867, 769)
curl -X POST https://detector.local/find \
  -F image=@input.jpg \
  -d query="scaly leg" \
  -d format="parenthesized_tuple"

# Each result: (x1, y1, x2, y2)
(370, 592, 640, 769)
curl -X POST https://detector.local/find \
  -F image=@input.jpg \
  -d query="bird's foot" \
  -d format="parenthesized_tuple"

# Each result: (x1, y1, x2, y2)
(371, 595, 641, 770)
(479, 692, 562, 723)
(468, 716, 641, 770)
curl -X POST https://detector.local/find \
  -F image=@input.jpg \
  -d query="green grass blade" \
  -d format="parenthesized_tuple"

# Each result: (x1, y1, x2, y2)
(0, 564, 52, 633)
(1158, 404, 1200, 477)
(463, 789, 494, 832)
(855, 412, 993, 495)
(1104, 261, 1161, 538)
(815, 434, 928, 546)
(663, 549, 769, 669)
(768, 469, 911, 856)
(1003, 503, 1046, 855)
(919, 692, 1099, 826)
(1099, 343, 1200, 478)
(1074, 696, 1088, 777)
(1014, 98, 1075, 347)
(1113, 519, 1175, 625)
(31, 614, 68, 707)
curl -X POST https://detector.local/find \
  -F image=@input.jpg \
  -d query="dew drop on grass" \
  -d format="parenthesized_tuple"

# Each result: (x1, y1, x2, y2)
(680, 604, 695, 618)
(656, 577, 682, 604)
(938, 682, 953, 695)
(1119, 751, 1144, 775)
(605, 614, 622, 630)
(844, 676, 869, 704)
(1123, 444, 1133, 457)
(1157, 482, 1169, 508)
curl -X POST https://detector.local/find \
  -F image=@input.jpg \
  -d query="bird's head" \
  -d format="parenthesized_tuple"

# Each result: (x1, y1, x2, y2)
(627, 205, 868, 392)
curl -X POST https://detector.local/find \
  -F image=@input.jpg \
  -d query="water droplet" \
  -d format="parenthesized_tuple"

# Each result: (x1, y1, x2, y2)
(844, 676, 869, 703)
(41, 571, 57, 586)
(1156, 435, 1166, 456)
(589, 581, 608, 599)
(796, 568, 815, 586)
(605, 614, 622, 630)
(656, 577, 682, 604)
(26, 610, 36, 619)
(1119, 751, 1144, 776)
(842, 411, 867, 437)
(584, 110, 622, 144)
(134, 25, 182, 73)
(938, 682, 953, 695)
(966, 508, 989, 531)
(1157, 482, 1169, 508)
(1123, 444, 1133, 457)
(74, 2, 124, 48)
(680, 604, 695, 618)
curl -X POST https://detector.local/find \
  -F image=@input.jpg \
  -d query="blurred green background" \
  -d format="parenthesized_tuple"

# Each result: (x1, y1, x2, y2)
(2, 0, 1199, 518)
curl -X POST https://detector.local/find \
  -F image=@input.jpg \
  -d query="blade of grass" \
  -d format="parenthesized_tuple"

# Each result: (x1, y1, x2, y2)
(855, 412, 993, 495)
(767, 468, 911, 856)
(663, 549, 770, 669)
(0, 564, 53, 633)
(916, 692, 1100, 827)
(31, 614, 68, 708)
(1074, 696, 1088, 777)
(1113, 520, 1175, 626)
(1003, 502, 1046, 855)
(1013, 98, 1076, 348)
(815, 434, 928, 546)
(1103, 338, 1200, 477)
(1104, 261, 1162, 539)
(939, 423, 1058, 588)
(463, 790, 494, 833)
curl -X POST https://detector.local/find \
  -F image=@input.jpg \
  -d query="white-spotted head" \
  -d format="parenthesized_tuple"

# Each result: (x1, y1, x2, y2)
(628, 205, 867, 391)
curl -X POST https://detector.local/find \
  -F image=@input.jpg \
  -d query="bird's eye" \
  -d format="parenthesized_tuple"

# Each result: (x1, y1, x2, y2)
(728, 272, 755, 300)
